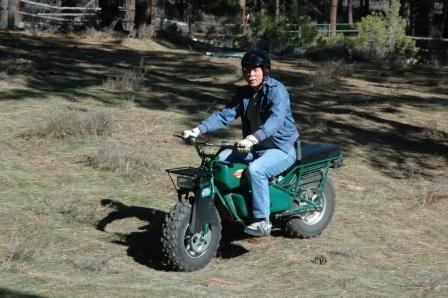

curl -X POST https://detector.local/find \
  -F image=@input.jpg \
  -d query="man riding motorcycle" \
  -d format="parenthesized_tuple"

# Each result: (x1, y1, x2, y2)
(183, 49, 299, 236)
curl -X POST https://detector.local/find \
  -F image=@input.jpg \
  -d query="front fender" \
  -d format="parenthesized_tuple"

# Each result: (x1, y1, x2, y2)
(189, 176, 219, 234)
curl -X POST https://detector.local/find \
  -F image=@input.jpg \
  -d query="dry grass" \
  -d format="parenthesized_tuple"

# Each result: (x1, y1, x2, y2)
(36, 195, 100, 226)
(103, 58, 146, 91)
(421, 120, 444, 141)
(0, 32, 447, 297)
(83, 27, 116, 40)
(68, 254, 119, 274)
(19, 108, 114, 139)
(0, 221, 43, 273)
(120, 94, 137, 109)
(88, 144, 157, 180)
(310, 61, 355, 88)
(0, 56, 33, 78)
(405, 176, 448, 206)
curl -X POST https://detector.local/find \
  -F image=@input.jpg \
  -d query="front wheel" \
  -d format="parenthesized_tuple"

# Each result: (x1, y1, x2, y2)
(161, 201, 222, 271)
(283, 178, 336, 238)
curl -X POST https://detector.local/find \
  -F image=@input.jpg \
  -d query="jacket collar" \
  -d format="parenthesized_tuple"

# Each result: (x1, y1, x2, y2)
(263, 76, 277, 87)
(244, 77, 277, 98)
(261, 76, 277, 94)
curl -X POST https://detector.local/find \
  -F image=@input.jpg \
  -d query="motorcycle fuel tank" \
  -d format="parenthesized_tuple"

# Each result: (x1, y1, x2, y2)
(213, 162, 247, 191)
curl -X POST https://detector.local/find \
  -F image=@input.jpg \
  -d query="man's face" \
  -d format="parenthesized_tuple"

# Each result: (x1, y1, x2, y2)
(243, 66, 264, 89)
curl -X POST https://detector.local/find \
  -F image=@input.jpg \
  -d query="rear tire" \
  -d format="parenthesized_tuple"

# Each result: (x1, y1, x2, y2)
(161, 201, 221, 271)
(283, 178, 336, 238)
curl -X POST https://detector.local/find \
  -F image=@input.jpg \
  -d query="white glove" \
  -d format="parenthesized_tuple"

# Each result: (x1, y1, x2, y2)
(236, 135, 259, 153)
(182, 127, 201, 139)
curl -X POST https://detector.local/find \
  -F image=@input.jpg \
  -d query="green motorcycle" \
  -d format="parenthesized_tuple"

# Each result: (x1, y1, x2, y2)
(162, 135, 343, 271)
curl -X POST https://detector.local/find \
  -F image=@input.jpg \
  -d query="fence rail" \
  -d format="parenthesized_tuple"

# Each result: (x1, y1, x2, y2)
(1, 0, 101, 28)
(20, 0, 100, 11)
(4, 4, 448, 44)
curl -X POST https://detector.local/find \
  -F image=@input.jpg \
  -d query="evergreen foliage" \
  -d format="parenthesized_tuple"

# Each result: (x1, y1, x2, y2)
(354, 0, 418, 60)
(251, 9, 317, 53)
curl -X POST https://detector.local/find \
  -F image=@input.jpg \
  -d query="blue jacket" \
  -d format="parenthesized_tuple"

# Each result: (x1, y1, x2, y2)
(197, 77, 299, 153)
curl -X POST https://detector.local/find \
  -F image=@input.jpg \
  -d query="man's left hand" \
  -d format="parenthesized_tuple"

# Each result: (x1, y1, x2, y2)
(236, 135, 259, 153)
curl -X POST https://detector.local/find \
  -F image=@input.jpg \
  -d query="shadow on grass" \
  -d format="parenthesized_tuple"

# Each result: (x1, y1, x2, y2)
(95, 198, 168, 270)
(0, 288, 44, 298)
(0, 32, 240, 112)
(274, 67, 448, 178)
(96, 198, 249, 270)
(2, 32, 447, 178)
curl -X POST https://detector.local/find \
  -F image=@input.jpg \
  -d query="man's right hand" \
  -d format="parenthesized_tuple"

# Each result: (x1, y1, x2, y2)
(182, 127, 201, 139)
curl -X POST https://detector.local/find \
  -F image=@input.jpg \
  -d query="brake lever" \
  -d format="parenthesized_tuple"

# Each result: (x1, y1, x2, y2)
(173, 134, 197, 145)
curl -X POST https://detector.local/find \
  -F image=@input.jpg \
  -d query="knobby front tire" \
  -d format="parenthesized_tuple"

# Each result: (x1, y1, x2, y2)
(161, 200, 222, 271)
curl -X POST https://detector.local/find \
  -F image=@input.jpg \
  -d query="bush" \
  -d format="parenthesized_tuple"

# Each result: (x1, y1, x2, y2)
(355, 13, 389, 60)
(251, 10, 317, 54)
(353, 0, 418, 61)
(19, 108, 114, 139)
(305, 34, 355, 61)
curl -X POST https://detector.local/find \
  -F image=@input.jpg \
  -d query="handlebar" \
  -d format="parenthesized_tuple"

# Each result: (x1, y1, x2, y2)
(174, 134, 246, 163)
(174, 134, 236, 150)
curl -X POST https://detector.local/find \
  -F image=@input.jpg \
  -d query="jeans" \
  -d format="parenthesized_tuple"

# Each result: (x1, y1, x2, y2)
(217, 146, 297, 220)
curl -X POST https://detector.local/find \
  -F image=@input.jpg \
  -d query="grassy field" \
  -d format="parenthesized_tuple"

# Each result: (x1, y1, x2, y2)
(0, 31, 447, 297)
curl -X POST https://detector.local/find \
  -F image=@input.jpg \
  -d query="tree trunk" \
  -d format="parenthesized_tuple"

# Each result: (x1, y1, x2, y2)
(443, 0, 448, 38)
(0, 0, 7, 29)
(275, 0, 280, 19)
(411, 0, 433, 36)
(348, 0, 353, 25)
(337, 0, 343, 22)
(99, 0, 119, 27)
(150, 0, 158, 35)
(7, 0, 19, 29)
(135, 0, 148, 38)
(360, 0, 364, 18)
(415, 0, 431, 36)
(330, 0, 337, 37)
(120, 0, 135, 31)
(147, 0, 155, 37)
(401, 0, 411, 35)
(409, 0, 416, 36)
(239, 0, 246, 34)
(185, 4, 192, 39)
(364, 0, 369, 16)
(427, 0, 434, 36)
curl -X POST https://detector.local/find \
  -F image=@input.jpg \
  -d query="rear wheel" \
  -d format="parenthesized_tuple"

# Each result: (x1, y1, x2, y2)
(161, 201, 221, 271)
(283, 178, 336, 238)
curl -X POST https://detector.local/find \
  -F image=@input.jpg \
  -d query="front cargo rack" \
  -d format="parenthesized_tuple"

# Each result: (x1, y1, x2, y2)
(166, 167, 212, 192)
(166, 167, 212, 178)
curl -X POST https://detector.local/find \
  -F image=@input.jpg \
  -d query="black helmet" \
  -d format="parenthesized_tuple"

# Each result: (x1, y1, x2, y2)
(241, 49, 271, 75)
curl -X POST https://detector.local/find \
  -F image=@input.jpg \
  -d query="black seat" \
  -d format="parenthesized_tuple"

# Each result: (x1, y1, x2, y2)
(298, 143, 341, 164)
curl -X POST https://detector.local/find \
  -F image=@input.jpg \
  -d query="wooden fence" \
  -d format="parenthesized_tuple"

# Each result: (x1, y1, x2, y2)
(1, 0, 101, 29)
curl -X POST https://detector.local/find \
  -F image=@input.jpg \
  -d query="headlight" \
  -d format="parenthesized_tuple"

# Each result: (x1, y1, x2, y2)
(177, 175, 195, 190)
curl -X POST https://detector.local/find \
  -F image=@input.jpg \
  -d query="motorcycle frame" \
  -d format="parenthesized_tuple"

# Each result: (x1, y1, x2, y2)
(167, 142, 342, 229)
(212, 155, 342, 223)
